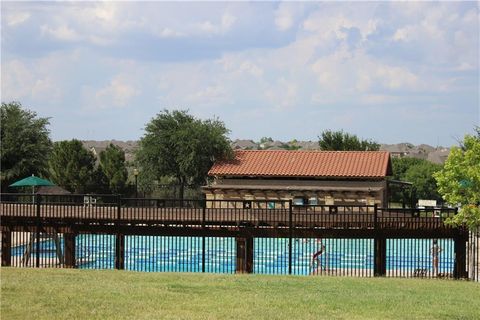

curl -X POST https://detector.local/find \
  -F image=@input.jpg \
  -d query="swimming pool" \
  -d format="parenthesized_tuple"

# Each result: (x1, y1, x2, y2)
(11, 234, 455, 276)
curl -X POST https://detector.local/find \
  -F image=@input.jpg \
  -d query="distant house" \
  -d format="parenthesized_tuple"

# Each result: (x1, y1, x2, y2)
(259, 140, 285, 150)
(231, 139, 258, 150)
(203, 150, 393, 208)
(380, 143, 413, 158)
(427, 148, 450, 164)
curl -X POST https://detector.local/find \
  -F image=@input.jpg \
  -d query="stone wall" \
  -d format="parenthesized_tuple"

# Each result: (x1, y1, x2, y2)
(204, 178, 388, 208)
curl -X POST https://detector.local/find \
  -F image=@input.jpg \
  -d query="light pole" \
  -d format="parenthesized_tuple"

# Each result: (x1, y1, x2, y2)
(133, 168, 139, 198)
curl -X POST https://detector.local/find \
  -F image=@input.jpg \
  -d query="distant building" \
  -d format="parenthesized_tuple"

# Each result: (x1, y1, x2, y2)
(427, 148, 450, 164)
(259, 140, 285, 150)
(380, 143, 413, 158)
(203, 150, 393, 208)
(231, 139, 258, 150)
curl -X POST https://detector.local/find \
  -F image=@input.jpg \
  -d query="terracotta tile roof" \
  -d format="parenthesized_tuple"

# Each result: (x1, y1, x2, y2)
(209, 150, 392, 179)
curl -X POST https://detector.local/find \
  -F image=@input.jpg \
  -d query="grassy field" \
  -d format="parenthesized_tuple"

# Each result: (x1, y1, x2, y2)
(1, 268, 479, 320)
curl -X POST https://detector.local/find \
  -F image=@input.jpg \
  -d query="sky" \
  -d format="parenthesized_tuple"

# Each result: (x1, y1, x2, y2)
(1, 1, 479, 146)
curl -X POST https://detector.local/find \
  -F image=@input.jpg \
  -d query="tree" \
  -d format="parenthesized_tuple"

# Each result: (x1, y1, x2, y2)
(1, 102, 52, 191)
(318, 130, 380, 151)
(391, 157, 425, 181)
(48, 140, 96, 193)
(136, 110, 232, 201)
(98, 144, 128, 194)
(389, 157, 443, 205)
(259, 137, 273, 144)
(434, 134, 480, 230)
(404, 161, 443, 201)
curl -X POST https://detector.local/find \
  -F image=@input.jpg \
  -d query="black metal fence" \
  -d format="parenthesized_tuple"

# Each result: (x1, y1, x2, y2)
(1, 193, 477, 281)
(4, 233, 471, 279)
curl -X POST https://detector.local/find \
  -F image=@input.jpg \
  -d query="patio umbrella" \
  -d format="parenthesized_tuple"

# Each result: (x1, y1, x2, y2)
(9, 175, 56, 201)
(9, 175, 55, 188)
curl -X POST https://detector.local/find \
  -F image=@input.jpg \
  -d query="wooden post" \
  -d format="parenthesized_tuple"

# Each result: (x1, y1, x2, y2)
(115, 234, 125, 270)
(374, 236, 387, 277)
(454, 234, 467, 279)
(246, 236, 253, 273)
(64, 233, 76, 268)
(236, 237, 246, 273)
(1, 231, 12, 267)
(236, 236, 253, 273)
(288, 200, 293, 275)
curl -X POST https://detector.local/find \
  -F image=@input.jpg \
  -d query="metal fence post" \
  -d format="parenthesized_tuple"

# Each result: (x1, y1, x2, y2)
(36, 194, 41, 268)
(202, 200, 206, 273)
(288, 200, 293, 275)
(115, 195, 124, 270)
(1, 230, 12, 267)
(374, 204, 378, 230)
(117, 195, 121, 221)
(453, 229, 468, 279)
(64, 233, 76, 268)
(115, 234, 125, 270)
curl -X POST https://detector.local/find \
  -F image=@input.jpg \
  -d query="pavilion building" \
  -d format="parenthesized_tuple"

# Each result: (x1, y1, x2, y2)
(203, 150, 393, 208)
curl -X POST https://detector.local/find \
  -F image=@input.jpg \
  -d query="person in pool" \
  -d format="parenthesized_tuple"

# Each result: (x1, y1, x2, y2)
(310, 239, 326, 272)
(431, 239, 442, 276)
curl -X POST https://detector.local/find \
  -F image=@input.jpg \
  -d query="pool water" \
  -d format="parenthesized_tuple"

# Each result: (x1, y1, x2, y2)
(12, 235, 455, 275)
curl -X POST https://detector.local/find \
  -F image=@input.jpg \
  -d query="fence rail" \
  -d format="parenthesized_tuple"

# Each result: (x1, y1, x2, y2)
(1, 193, 477, 281)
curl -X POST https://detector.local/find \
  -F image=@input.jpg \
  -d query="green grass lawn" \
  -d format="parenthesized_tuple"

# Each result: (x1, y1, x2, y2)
(1, 268, 479, 320)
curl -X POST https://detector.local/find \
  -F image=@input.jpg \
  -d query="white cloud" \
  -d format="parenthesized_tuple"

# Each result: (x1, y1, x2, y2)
(274, 2, 305, 31)
(1, 60, 34, 100)
(5, 12, 30, 27)
(31, 77, 62, 101)
(1, 59, 62, 102)
(92, 3, 117, 22)
(312, 49, 420, 94)
(199, 12, 237, 35)
(360, 94, 399, 105)
(265, 78, 298, 110)
(302, 7, 378, 42)
(221, 13, 236, 31)
(41, 25, 81, 41)
(220, 56, 264, 78)
(157, 28, 184, 38)
(275, 8, 294, 31)
(185, 85, 230, 106)
(392, 26, 413, 42)
(95, 76, 139, 108)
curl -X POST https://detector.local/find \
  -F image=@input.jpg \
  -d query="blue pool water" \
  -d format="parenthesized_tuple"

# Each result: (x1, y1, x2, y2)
(12, 235, 455, 275)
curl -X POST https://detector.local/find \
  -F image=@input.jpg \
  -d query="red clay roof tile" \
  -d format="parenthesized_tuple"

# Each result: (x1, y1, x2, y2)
(209, 150, 392, 178)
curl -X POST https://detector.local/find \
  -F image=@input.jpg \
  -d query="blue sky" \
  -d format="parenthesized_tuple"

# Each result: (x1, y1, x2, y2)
(1, 1, 479, 146)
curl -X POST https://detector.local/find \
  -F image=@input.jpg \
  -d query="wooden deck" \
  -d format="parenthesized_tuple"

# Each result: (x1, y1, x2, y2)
(0, 203, 453, 231)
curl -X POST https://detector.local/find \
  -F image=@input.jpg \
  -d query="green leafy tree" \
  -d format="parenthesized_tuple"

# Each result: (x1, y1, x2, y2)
(48, 140, 96, 193)
(98, 144, 128, 194)
(259, 137, 273, 144)
(136, 110, 232, 201)
(1, 102, 52, 190)
(318, 130, 380, 151)
(391, 157, 425, 181)
(389, 157, 442, 205)
(404, 161, 443, 201)
(434, 134, 480, 230)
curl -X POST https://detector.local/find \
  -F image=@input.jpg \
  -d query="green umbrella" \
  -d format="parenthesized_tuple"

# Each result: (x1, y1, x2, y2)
(10, 175, 56, 202)
(9, 175, 55, 187)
